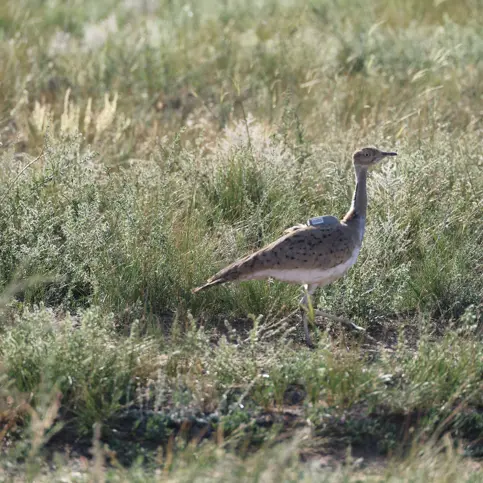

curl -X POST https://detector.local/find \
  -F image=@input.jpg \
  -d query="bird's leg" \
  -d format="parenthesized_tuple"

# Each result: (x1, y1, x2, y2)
(300, 284, 317, 347)
(300, 285, 373, 343)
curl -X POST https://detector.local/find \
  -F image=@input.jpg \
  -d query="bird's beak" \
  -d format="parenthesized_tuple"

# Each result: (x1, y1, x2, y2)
(375, 151, 397, 164)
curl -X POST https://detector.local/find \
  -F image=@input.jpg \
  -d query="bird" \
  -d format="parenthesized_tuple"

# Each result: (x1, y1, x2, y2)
(193, 147, 397, 346)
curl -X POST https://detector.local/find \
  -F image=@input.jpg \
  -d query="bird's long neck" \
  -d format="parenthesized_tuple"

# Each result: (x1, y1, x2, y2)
(342, 165, 367, 241)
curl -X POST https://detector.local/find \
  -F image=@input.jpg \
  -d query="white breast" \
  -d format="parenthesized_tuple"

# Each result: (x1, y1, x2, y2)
(242, 247, 361, 286)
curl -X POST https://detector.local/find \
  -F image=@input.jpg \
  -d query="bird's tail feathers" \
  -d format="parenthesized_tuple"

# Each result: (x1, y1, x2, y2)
(191, 277, 225, 293)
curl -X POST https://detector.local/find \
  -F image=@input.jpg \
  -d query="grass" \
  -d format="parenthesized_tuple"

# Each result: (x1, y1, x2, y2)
(0, 0, 483, 480)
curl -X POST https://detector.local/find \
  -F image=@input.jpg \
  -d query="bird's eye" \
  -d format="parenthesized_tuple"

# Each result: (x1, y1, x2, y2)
(364, 153, 369, 157)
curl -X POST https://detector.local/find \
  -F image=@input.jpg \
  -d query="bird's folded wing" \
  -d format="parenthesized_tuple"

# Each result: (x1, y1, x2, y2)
(283, 224, 307, 234)
(207, 223, 357, 283)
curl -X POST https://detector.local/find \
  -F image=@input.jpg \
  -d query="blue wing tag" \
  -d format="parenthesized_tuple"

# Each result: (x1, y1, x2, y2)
(307, 215, 339, 227)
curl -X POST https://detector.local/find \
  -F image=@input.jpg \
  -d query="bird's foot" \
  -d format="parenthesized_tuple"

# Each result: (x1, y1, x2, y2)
(314, 310, 375, 342)
(305, 338, 316, 349)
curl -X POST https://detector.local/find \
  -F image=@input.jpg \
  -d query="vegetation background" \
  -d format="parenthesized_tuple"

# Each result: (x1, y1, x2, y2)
(0, 0, 482, 480)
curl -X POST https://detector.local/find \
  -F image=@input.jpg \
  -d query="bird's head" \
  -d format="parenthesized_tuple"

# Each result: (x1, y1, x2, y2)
(353, 147, 397, 168)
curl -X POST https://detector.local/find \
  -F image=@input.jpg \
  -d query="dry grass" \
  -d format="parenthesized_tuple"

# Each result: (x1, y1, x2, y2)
(0, 0, 482, 480)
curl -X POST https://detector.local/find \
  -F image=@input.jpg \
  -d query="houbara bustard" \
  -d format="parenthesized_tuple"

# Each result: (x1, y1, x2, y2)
(193, 147, 397, 346)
